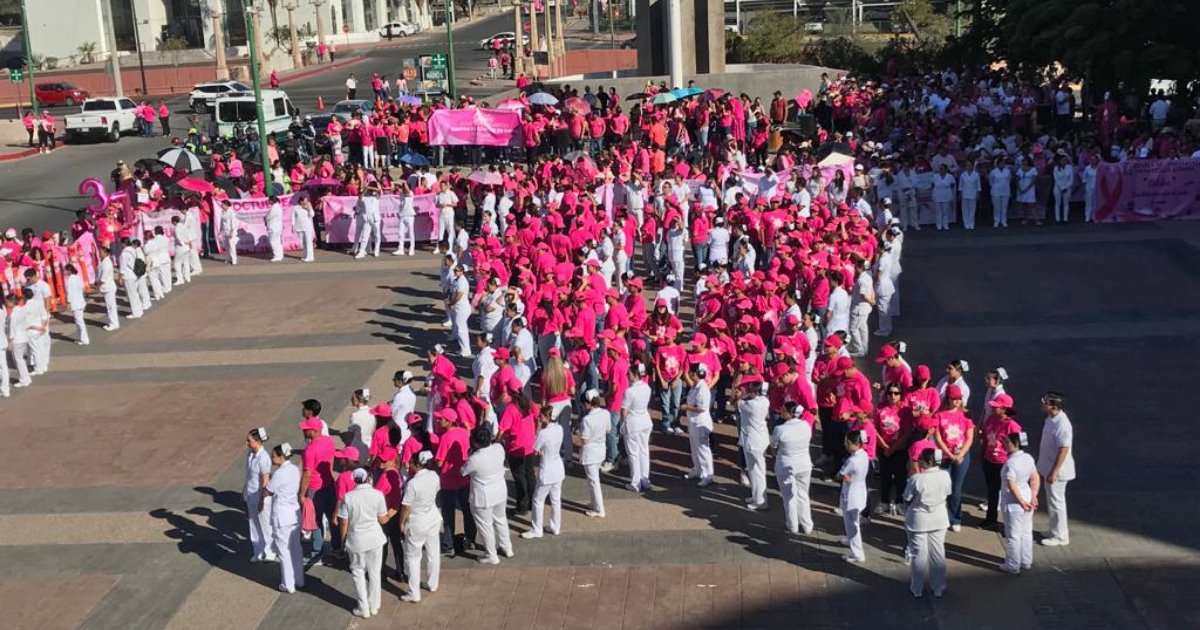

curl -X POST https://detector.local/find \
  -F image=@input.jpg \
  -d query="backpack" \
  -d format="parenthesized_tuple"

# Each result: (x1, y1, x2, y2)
(133, 257, 147, 278)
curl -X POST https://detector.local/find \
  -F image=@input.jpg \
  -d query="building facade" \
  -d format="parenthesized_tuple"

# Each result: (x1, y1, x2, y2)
(24, 0, 417, 65)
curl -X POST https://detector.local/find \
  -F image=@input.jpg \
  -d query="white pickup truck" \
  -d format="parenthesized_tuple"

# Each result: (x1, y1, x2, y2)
(64, 97, 140, 143)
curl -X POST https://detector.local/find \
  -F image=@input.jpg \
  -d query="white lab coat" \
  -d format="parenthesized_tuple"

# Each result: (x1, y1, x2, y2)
(621, 381, 654, 490)
(771, 418, 813, 534)
(461, 443, 512, 561)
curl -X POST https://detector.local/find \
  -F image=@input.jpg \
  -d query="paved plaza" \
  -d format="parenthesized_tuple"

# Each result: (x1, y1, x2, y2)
(1, 222, 1199, 629)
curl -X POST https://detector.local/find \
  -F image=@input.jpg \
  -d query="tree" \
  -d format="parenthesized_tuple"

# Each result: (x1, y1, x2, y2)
(77, 41, 98, 65)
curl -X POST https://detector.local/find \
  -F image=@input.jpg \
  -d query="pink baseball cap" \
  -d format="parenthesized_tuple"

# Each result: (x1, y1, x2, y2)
(370, 403, 392, 418)
(335, 446, 360, 461)
(298, 418, 323, 432)
(989, 393, 1014, 409)
(834, 356, 854, 374)
(915, 364, 932, 380)
(493, 347, 511, 361)
(947, 385, 964, 400)
(875, 345, 898, 363)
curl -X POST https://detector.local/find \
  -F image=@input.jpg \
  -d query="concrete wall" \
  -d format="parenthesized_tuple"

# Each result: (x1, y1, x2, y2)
(636, 0, 725, 80)
(26, 0, 106, 62)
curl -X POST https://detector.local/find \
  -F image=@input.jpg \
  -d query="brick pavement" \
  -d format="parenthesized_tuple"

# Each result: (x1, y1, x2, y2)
(0, 224, 1198, 629)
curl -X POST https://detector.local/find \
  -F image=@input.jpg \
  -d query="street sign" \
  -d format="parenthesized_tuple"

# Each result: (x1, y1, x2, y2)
(8, 69, 22, 83)
(422, 67, 447, 81)
(429, 53, 447, 68)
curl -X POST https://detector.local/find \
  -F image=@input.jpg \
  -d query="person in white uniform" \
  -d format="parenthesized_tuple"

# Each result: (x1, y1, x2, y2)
(400, 451, 443, 603)
(998, 432, 1040, 574)
(354, 188, 382, 258)
(1036, 392, 1075, 546)
(170, 216, 193, 283)
(931, 165, 956, 230)
(1082, 154, 1099, 223)
(0, 302, 9, 397)
(131, 240, 152, 314)
(1051, 154, 1075, 223)
(873, 248, 896, 337)
(244, 428, 276, 563)
(847, 259, 875, 357)
(448, 264, 472, 357)
(958, 161, 981, 229)
(838, 430, 870, 562)
(263, 443, 305, 593)
(433, 182, 458, 255)
(292, 196, 316, 262)
(826, 274, 850, 336)
(96, 245, 119, 330)
(144, 227, 172, 299)
(904, 448, 951, 597)
(345, 389, 374, 465)
(681, 363, 714, 487)
(219, 199, 242, 264)
(989, 157, 1012, 228)
(523, 406, 565, 538)
(339, 467, 391, 618)
(118, 240, 145, 319)
(63, 264, 89, 345)
(579, 390, 610, 517)
(265, 196, 285, 262)
(460, 426, 513, 564)
(620, 363, 654, 493)
(737, 380, 771, 510)
(6, 294, 32, 388)
(184, 205, 203, 274)
(771, 401, 813, 534)
(394, 182, 417, 256)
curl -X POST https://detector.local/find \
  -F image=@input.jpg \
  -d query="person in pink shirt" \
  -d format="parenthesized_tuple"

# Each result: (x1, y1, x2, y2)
(432, 409, 474, 556)
(980, 393, 1021, 529)
(654, 334, 687, 435)
(934, 385, 974, 531)
(372, 445, 405, 579)
(497, 390, 537, 513)
(299, 414, 337, 563)
(873, 383, 909, 515)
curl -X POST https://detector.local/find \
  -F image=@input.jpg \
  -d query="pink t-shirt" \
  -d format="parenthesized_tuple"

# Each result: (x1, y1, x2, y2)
(435, 427, 470, 490)
(498, 404, 535, 456)
(302, 435, 336, 492)
(335, 469, 356, 501)
(936, 409, 972, 454)
(982, 415, 1022, 464)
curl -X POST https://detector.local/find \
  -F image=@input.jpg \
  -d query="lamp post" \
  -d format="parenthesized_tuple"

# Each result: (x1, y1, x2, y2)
(311, 0, 327, 48)
(17, 0, 36, 117)
(442, 0, 457, 99)
(243, 0, 273, 194)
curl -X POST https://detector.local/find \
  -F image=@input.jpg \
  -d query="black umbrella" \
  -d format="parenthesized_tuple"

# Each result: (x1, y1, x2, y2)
(626, 92, 651, 101)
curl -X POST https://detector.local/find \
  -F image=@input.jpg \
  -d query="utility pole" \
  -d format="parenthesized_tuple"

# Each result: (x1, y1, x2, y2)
(243, 0, 273, 193)
(99, 0, 124, 97)
(286, 2, 302, 68)
(129, 0, 149, 96)
(17, 0, 36, 116)
(608, 0, 615, 49)
(554, 0, 564, 58)
(528, 0, 539, 77)
(544, 0, 554, 77)
(442, 0, 457, 99)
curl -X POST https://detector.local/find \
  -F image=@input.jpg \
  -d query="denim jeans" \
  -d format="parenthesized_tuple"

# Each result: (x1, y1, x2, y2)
(438, 486, 476, 554)
(307, 485, 335, 559)
(658, 380, 682, 430)
(693, 243, 709, 270)
(606, 410, 622, 464)
(947, 452, 972, 526)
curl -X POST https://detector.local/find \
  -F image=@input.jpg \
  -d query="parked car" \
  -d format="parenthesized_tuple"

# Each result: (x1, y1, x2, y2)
(378, 21, 419, 38)
(189, 80, 252, 114)
(331, 99, 375, 117)
(35, 82, 89, 108)
(478, 31, 528, 50)
(64, 97, 139, 143)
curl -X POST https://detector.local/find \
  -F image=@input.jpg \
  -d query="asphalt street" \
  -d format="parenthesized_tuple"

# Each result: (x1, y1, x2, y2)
(0, 10, 585, 234)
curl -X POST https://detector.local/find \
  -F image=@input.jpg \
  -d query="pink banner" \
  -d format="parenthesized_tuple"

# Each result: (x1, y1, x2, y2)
(1094, 159, 1200, 223)
(320, 194, 440, 244)
(212, 198, 302, 253)
(428, 108, 524, 147)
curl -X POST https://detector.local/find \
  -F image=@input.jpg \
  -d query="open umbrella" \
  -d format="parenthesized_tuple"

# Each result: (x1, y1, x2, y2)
(651, 92, 678, 106)
(397, 95, 423, 107)
(496, 98, 526, 111)
(528, 92, 559, 106)
(134, 157, 167, 172)
(625, 92, 650, 101)
(671, 87, 703, 99)
(704, 88, 727, 102)
(172, 176, 215, 193)
(794, 88, 814, 109)
(157, 147, 203, 172)
(399, 152, 431, 167)
(815, 141, 855, 167)
(468, 170, 503, 186)
(562, 150, 590, 163)
(563, 96, 591, 115)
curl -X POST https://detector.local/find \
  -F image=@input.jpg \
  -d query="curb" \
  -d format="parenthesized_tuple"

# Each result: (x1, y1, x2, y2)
(0, 147, 43, 162)
(278, 55, 368, 85)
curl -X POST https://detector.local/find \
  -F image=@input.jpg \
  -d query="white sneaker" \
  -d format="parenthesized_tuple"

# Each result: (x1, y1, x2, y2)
(432, 249, 441, 255)
(77, 340, 90, 346)
(354, 253, 366, 259)
(599, 462, 614, 473)
(393, 249, 405, 256)
(1040, 537, 1068, 547)
(353, 608, 371, 618)
(739, 473, 749, 486)
(401, 593, 420, 603)
(103, 325, 118, 331)
(843, 555, 864, 564)
(625, 483, 644, 493)
(501, 547, 515, 558)
(478, 556, 500, 565)
(950, 524, 962, 532)
(697, 477, 713, 487)
(520, 530, 542, 539)
(585, 510, 605, 518)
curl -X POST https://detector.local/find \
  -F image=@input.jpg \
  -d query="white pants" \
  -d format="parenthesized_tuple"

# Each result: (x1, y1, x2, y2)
(0, 348, 9, 395)
(190, 245, 202, 273)
(670, 257, 684, 290)
(173, 253, 192, 284)
(1045, 480, 1069, 542)
(1084, 187, 1096, 222)
(583, 463, 605, 514)
(961, 197, 977, 229)
(403, 523, 441, 598)
(992, 194, 1010, 227)
(471, 501, 513, 561)
(226, 236, 239, 264)
(29, 333, 49, 374)
(398, 215, 416, 254)
(624, 425, 652, 490)
(744, 446, 767, 505)
(900, 190, 919, 230)
(909, 528, 947, 595)
(775, 461, 812, 534)
(148, 265, 167, 299)
(122, 275, 144, 317)
(875, 285, 894, 336)
(530, 481, 562, 535)
(103, 290, 120, 328)
(136, 276, 151, 311)
(268, 230, 283, 261)
(245, 494, 274, 559)
(436, 207, 455, 247)
(935, 201, 953, 229)
(349, 544, 384, 612)
(1002, 506, 1033, 571)
(451, 306, 470, 355)
(688, 422, 713, 481)
(1053, 187, 1071, 222)
(356, 218, 381, 256)
(72, 308, 89, 344)
(843, 506, 864, 559)
(11, 342, 30, 385)
(296, 231, 313, 261)
(847, 302, 872, 357)
(273, 521, 305, 591)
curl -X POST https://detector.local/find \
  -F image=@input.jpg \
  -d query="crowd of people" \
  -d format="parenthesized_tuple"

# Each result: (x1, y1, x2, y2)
(5, 62, 1139, 612)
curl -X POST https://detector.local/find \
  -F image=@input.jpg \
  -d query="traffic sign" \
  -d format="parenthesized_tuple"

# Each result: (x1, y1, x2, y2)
(422, 67, 447, 81)
(429, 53, 447, 68)
(8, 69, 22, 83)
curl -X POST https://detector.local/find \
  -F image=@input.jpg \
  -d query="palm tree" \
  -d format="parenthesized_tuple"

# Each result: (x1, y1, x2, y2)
(77, 41, 98, 65)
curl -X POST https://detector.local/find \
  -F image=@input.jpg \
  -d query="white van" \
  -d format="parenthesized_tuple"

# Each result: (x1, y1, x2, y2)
(212, 88, 298, 139)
